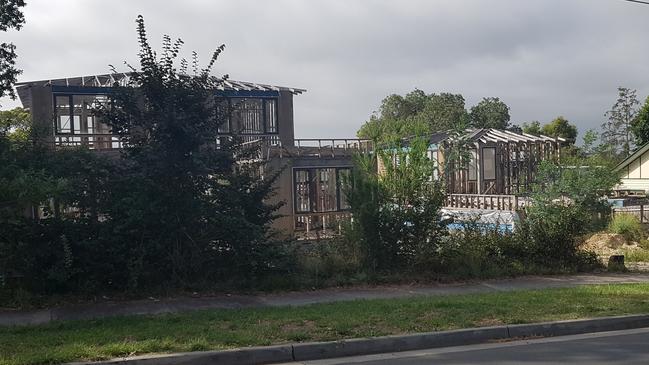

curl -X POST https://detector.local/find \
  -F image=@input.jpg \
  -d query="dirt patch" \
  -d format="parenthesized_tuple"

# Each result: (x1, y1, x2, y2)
(281, 320, 317, 332)
(475, 317, 505, 327)
(583, 233, 628, 250)
(581, 233, 641, 260)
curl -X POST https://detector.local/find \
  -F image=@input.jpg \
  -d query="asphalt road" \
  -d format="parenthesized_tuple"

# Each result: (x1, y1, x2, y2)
(280, 328, 649, 364)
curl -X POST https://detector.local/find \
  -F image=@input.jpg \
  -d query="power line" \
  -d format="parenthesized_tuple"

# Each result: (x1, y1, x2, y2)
(620, 0, 649, 5)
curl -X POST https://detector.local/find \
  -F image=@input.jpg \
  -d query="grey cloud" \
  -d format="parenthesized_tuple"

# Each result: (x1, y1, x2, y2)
(2, 0, 649, 139)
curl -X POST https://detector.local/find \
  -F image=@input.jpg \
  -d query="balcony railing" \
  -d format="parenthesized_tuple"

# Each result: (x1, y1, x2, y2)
(293, 138, 373, 158)
(53, 134, 122, 150)
(51, 132, 373, 159)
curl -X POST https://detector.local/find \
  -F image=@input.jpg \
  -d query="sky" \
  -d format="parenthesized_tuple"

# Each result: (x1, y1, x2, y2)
(2, 0, 649, 139)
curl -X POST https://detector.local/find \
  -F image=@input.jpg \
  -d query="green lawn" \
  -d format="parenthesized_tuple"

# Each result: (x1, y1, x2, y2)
(3, 284, 649, 365)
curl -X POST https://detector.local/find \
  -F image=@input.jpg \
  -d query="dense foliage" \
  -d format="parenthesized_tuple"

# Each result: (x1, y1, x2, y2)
(0, 17, 285, 300)
(344, 137, 447, 272)
(631, 95, 649, 146)
(608, 214, 644, 243)
(468, 97, 510, 129)
(357, 90, 471, 142)
(521, 117, 578, 144)
(339, 137, 604, 279)
(0, 0, 25, 101)
(0, 107, 30, 141)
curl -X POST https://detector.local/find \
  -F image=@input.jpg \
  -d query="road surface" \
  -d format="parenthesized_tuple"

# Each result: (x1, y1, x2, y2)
(280, 328, 649, 364)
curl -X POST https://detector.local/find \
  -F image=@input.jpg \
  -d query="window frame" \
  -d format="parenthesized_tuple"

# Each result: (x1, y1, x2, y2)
(54, 94, 74, 135)
(293, 167, 352, 214)
(53, 93, 111, 136)
(221, 97, 279, 135)
(482, 147, 497, 181)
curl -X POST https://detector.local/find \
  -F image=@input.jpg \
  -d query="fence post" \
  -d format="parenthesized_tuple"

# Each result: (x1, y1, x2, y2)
(513, 195, 518, 211)
(642, 205, 645, 224)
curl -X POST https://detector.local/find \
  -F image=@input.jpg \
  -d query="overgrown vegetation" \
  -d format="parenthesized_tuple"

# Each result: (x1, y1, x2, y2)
(0, 17, 286, 301)
(0, 16, 632, 307)
(344, 137, 446, 273)
(609, 214, 644, 242)
(3, 283, 649, 365)
(334, 139, 609, 280)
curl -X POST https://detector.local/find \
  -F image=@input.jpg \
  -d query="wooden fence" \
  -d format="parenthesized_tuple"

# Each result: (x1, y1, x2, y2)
(444, 194, 521, 211)
(612, 205, 649, 223)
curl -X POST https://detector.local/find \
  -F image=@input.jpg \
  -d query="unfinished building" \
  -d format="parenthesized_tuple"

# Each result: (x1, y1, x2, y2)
(15, 74, 369, 237)
(15, 74, 563, 236)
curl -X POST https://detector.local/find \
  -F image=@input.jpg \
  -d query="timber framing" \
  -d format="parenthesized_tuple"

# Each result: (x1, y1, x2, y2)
(441, 129, 564, 195)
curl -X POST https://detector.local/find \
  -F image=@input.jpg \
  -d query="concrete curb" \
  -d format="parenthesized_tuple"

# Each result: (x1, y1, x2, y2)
(68, 313, 649, 365)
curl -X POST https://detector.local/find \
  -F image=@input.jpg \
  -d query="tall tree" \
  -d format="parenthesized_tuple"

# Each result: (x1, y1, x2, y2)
(468, 97, 510, 129)
(357, 90, 468, 141)
(0, 0, 26, 102)
(100, 16, 282, 286)
(631, 95, 649, 146)
(521, 121, 542, 136)
(0, 106, 30, 141)
(602, 87, 639, 157)
(541, 116, 578, 144)
(420, 92, 469, 132)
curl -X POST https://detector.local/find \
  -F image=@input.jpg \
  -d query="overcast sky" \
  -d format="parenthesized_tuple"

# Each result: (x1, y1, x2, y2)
(2, 0, 649, 139)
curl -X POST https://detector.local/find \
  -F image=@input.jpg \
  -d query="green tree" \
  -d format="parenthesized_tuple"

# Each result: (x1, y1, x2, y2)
(521, 121, 542, 136)
(468, 97, 510, 129)
(581, 129, 599, 156)
(602, 87, 639, 158)
(631, 95, 649, 146)
(357, 90, 468, 142)
(421, 92, 469, 132)
(346, 137, 446, 272)
(541, 116, 578, 144)
(99, 16, 282, 286)
(0, 0, 25, 101)
(0, 107, 30, 142)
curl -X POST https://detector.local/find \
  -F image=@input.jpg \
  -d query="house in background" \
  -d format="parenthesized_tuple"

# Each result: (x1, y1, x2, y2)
(613, 142, 649, 196)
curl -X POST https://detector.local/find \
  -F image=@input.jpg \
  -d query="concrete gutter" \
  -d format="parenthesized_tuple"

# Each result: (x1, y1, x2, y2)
(68, 313, 649, 365)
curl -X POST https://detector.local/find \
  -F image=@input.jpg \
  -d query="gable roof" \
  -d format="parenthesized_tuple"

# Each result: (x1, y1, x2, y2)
(614, 142, 649, 172)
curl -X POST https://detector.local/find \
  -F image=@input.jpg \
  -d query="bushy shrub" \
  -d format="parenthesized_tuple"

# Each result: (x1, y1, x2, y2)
(345, 137, 446, 273)
(608, 214, 644, 242)
(0, 17, 293, 302)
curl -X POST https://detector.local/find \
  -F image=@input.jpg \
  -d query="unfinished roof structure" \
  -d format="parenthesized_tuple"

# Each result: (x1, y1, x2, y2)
(15, 73, 306, 110)
(437, 128, 564, 195)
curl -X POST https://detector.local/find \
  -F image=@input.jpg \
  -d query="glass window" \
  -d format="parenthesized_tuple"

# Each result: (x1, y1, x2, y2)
(468, 149, 477, 181)
(483, 147, 496, 180)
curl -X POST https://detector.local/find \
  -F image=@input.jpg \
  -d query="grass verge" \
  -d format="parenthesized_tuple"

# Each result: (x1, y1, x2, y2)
(2, 283, 649, 365)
